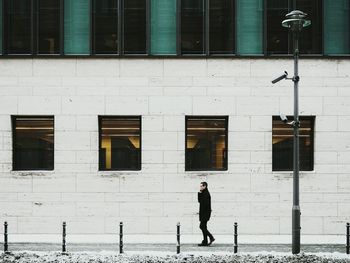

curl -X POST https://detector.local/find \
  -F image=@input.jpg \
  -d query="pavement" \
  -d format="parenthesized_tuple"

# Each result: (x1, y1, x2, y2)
(2, 243, 348, 254)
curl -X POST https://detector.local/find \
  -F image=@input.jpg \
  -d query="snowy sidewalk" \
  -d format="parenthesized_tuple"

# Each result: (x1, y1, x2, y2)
(1, 250, 350, 263)
(3, 242, 348, 254)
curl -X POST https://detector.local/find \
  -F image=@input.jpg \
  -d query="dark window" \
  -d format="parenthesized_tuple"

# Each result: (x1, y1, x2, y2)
(123, 0, 147, 54)
(209, 0, 235, 54)
(0, 0, 4, 54)
(12, 116, 54, 171)
(93, 0, 118, 54)
(186, 116, 228, 171)
(181, 0, 204, 54)
(4, 0, 62, 55)
(266, 0, 288, 54)
(266, 0, 322, 54)
(38, 0, 61, 54)
(4, 0, 32, 54)
(272, 116, 314, 171)
(99, 116, 141, 171)
(297, 0, 322, 54)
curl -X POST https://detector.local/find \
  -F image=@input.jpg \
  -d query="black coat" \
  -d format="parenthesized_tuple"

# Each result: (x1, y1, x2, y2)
(198, 188, 211, 222)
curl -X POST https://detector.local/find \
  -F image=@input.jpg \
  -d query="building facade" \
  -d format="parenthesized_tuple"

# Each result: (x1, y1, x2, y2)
(0, 0, 350, 239)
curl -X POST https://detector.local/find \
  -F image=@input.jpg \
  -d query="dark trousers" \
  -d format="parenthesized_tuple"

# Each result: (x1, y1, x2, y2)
(199, 220, 214, 244)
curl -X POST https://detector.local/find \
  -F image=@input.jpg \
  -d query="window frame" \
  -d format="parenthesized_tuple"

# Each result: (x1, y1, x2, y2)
(272, 115, 315, 172)
(98, 115, 142, 171)
(3, 0, 63, 55)
(121, 0, 150, 55)
(1, 0, 350, 57)
(0, 0, 4, 54)
(36, 0, 64, 55)
(91, 0, 120, 55)
(12, 115, 55, 171)
(264, 0, 324, 56)
(208, 0, 236, 55)
(185, 115, 229, 172)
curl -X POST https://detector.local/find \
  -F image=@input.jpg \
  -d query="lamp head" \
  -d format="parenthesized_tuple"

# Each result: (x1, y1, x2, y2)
(282, 10, 311, 33)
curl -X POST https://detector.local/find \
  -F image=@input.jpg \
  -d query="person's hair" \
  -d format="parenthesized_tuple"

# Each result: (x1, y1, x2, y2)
(201, 182, 208, 188)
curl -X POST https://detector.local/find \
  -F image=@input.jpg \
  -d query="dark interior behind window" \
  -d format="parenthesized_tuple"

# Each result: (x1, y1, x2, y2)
(266, 0, 322, 54)
(186, 116, 228, 171)
(181, 0, 204, 54)
(272, 116, 315, 171)
(12, 116, 54, 170)
(123, 0, 147, 54)
(99, 116, 141, 171)
(93, 0, 118, 54)
(209, 0, 235, 54)
(38, 0, 61, 54)
(5, 0, 32, 54)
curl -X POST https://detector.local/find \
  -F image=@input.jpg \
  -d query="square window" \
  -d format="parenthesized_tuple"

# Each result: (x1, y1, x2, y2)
(272, 116, 315, 171)
(12, 116, 54, 171)
(99, 116, 141, 171)
(185, 116, 228, 171)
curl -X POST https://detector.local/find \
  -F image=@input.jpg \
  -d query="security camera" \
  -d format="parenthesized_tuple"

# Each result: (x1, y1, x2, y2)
(280, 113, 288, 123)
(271, 71, 288, 84)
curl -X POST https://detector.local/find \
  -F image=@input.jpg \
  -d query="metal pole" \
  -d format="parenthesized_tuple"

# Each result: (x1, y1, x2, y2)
(4, 222, 8, 253)
(176, 222, 180, 254)
(292, 30, 301, 255)
(119, 222, 123, 254)
(234, 222, 238, 253)
(62, 222, 67, 254)
(347, 223, 350, 254)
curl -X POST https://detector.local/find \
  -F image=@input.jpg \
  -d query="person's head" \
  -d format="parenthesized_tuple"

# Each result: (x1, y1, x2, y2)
(200, 182, 208, 191)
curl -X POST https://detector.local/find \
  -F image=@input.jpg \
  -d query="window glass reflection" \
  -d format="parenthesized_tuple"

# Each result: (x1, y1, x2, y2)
(38, 0, 61, 54)
(99, 117, 141, 170)
(181, 0, 204, 54)
(272, 116, 314, 171)
(13, 116, 54, 171)
(266, 0, 288, 54)
(266, 0, 322, 54)
(94, 0, 118, 54)
(124, 0, 147, 54)
(209, 0, 235, 54)
(186, 117, 228, 171)
(5, 0, 32, 54)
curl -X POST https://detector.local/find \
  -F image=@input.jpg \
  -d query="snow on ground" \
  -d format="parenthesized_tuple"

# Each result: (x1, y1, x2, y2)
(1, 251, 350, 263)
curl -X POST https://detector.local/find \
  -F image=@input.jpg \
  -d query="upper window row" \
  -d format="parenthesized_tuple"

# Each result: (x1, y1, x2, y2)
(0, 0, 349, 56)
(12, 115, 314, 172)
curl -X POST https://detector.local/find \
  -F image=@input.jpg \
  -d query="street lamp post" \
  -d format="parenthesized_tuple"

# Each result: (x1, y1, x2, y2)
(272, 10, 311, 254)
(282, 10, 311, 255)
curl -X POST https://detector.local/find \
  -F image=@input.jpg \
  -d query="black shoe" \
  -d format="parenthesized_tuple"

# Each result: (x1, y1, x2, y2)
(208, 238, 215, 246)
(198, 243, 209, 246)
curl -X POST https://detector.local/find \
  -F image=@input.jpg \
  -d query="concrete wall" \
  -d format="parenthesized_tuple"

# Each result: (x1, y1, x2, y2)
(0, 58, 349, 236)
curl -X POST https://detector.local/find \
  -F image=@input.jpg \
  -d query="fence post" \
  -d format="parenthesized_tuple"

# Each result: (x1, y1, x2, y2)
(176, 222, 181, 254)
(4, 222, 8, 253)
(62, 222, 67, 254)
(234, 222, 238, 254)
(119, 222, 123, 254)
(347, 222, 350, 254)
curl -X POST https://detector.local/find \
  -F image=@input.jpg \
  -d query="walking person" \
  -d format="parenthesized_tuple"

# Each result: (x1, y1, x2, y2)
(198, 182, 215, 246)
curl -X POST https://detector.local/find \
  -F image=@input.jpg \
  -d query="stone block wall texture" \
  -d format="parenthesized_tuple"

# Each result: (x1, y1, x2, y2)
(0, 58, 349, 236)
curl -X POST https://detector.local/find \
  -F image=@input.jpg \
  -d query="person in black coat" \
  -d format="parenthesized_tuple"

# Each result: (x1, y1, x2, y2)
(198, 181, 215, 246)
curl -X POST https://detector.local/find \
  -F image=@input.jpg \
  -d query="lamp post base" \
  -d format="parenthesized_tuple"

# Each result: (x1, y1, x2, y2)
(292, 205, 301, 254)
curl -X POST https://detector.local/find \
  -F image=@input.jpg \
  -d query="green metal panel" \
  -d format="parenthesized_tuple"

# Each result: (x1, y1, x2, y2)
(236, 0, 263, 55)
(64, 0, 90, 55)
(151, 0, 176, 55)
(324, 0, 350, 55)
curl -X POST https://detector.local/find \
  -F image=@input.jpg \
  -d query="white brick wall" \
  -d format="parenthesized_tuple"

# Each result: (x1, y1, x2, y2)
(0, 58, 349, 237)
